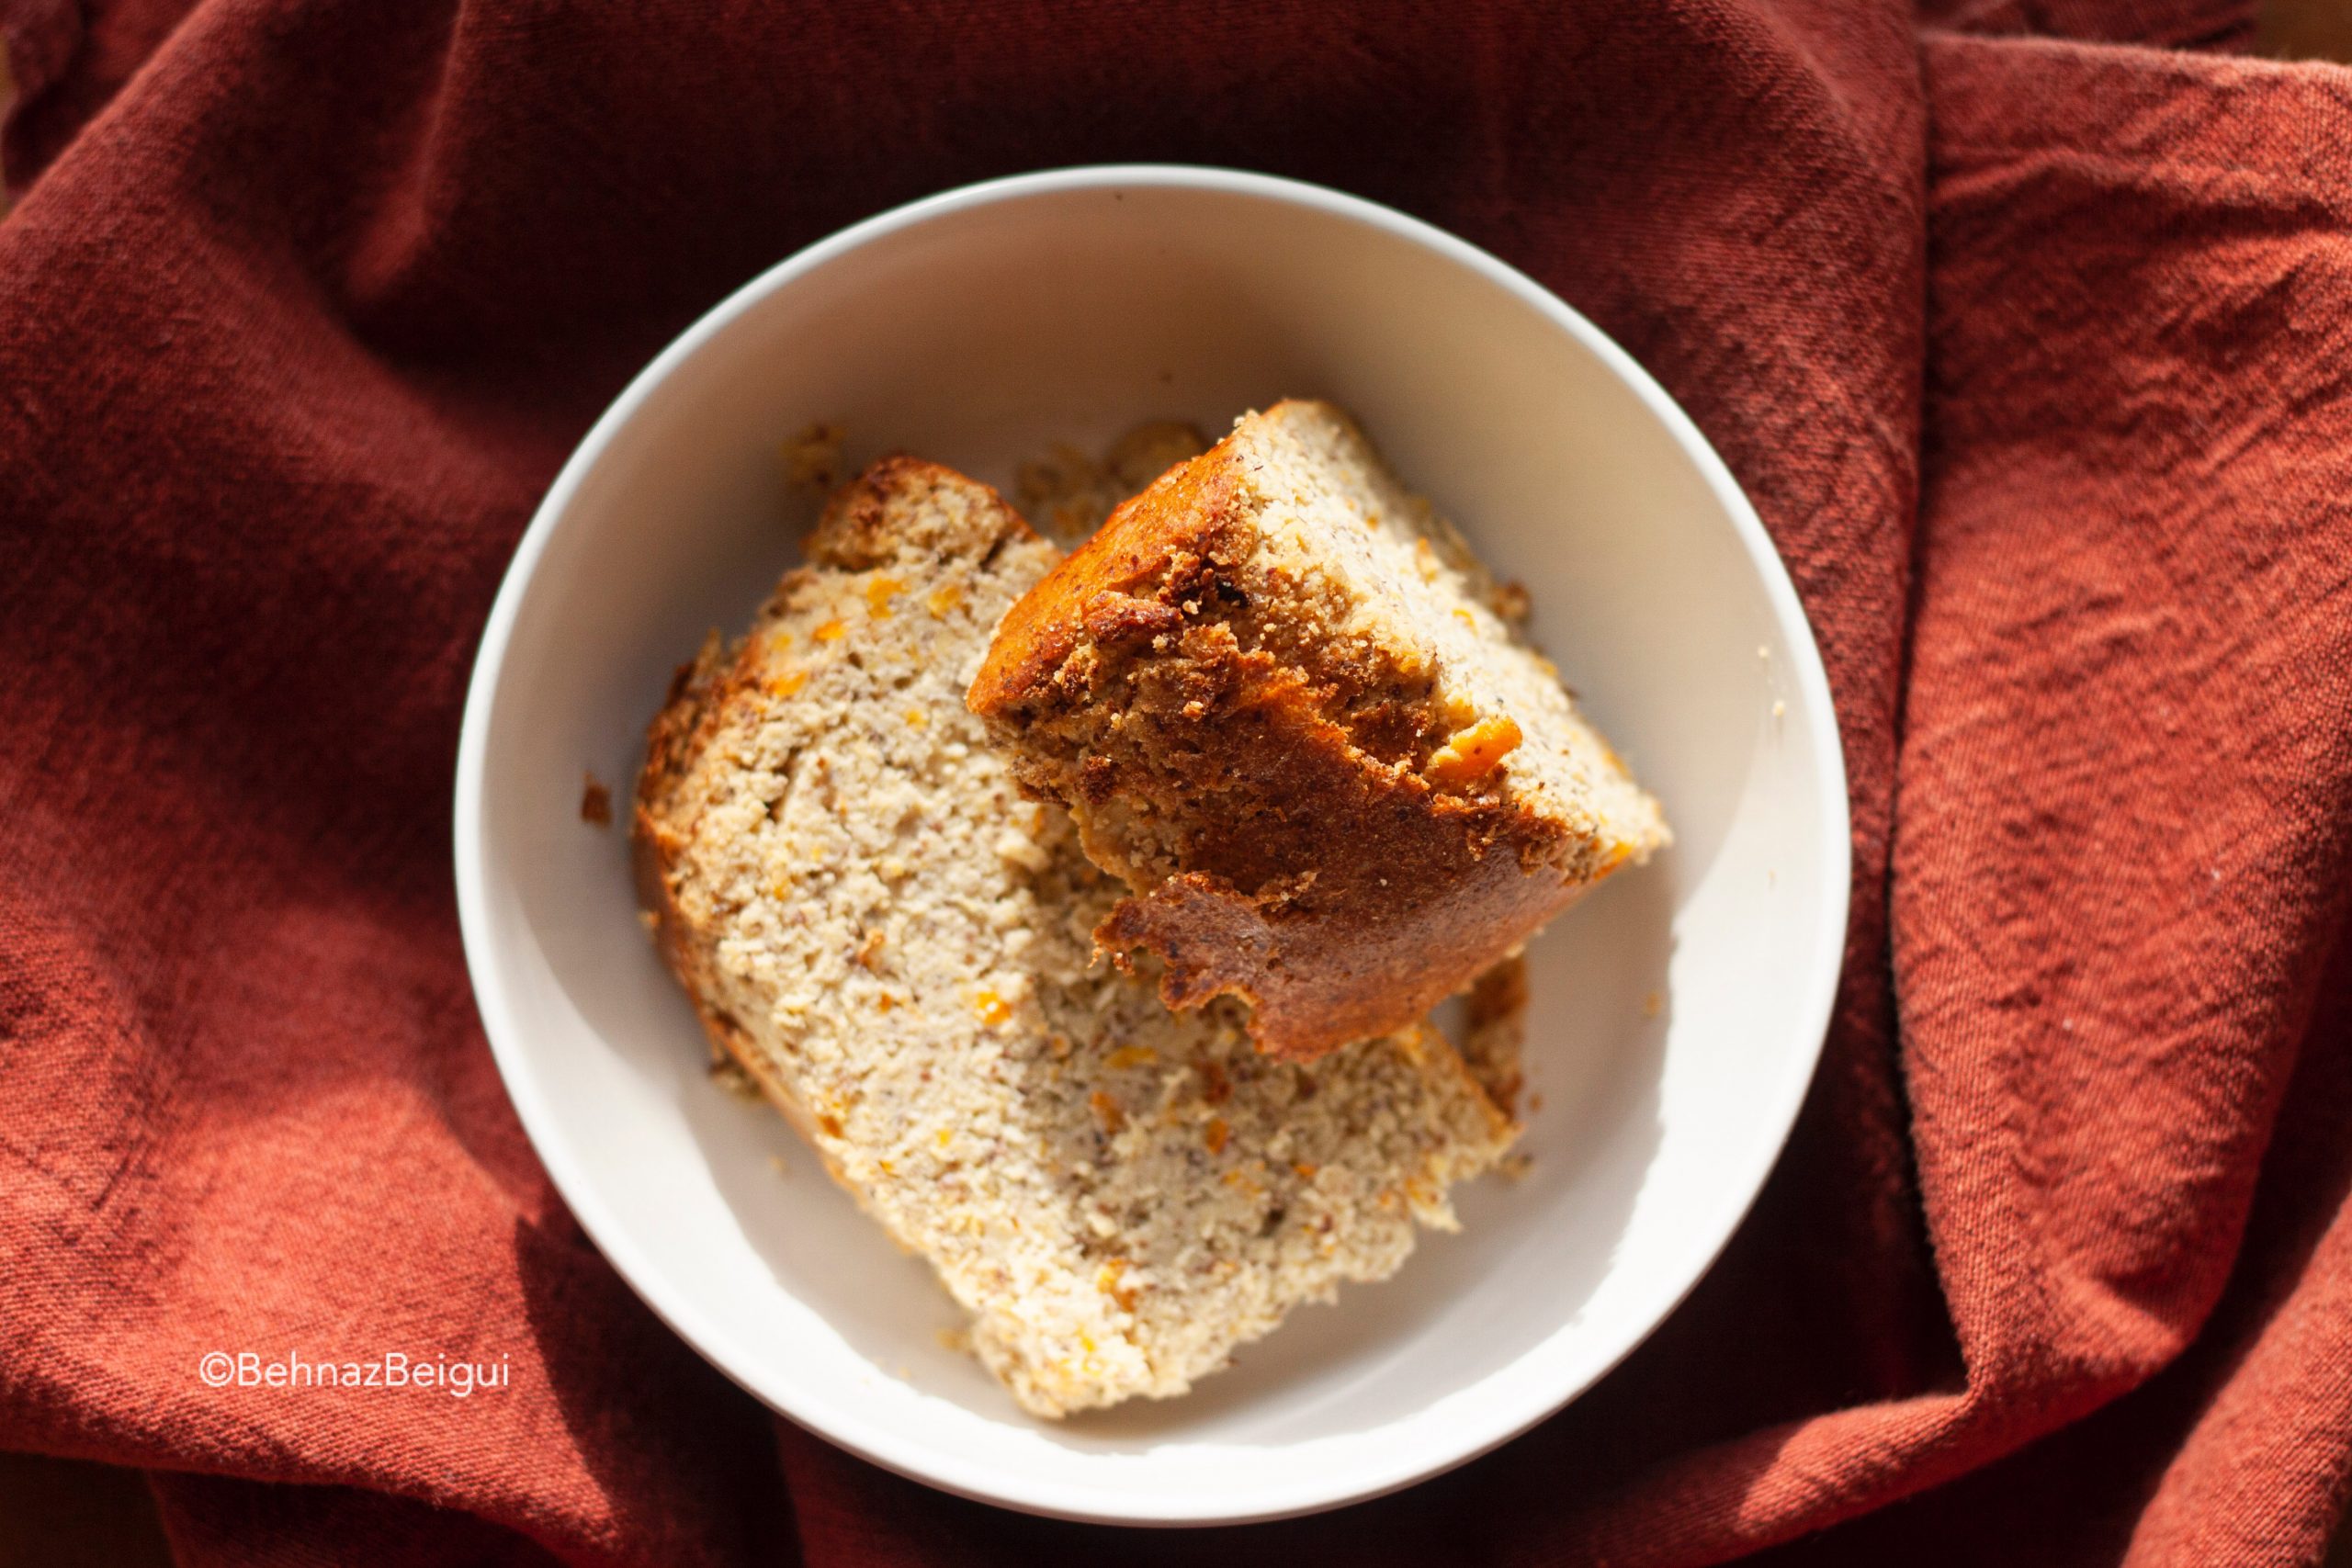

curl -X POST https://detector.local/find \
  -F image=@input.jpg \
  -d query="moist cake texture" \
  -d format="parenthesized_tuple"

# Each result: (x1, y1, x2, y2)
(633, 457, 1516, 1417)
(969, 400, 1670, 1060)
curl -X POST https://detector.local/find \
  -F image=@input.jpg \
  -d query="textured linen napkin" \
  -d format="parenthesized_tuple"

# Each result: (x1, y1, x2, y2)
(3, 0, 2348, 1562)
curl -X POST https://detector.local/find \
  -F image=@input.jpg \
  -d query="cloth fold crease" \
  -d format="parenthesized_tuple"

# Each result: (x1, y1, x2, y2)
(3, 1, 2348, 1563)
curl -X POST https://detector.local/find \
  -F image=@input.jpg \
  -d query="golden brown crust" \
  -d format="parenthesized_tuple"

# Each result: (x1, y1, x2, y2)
(806, 453, 1032, 568)
(1091, 803, 1595, 1063)
(634, 794, 841, 1168)
(968, 419, 1621, 1062)
(632, 633, 762, 1090)
(968, 448, 1247, 713)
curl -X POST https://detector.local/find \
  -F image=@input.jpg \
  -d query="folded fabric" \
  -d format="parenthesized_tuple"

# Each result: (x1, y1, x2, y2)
(1, 0, 2347, 1563)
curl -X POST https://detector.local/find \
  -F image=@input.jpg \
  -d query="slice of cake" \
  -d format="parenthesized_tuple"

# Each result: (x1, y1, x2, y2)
(968, 400, 1669, 1061)
(633, 457, 1516, 1418)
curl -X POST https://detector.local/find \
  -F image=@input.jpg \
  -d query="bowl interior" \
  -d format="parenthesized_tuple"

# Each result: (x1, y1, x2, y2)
(458, 171, 1845, 1522)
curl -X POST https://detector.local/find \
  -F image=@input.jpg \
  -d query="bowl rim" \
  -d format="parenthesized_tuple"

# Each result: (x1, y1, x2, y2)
(452, 163, 1851, 1527)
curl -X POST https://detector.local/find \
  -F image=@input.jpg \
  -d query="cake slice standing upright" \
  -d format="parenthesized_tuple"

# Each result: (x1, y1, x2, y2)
(969, 400, 1669, 1061)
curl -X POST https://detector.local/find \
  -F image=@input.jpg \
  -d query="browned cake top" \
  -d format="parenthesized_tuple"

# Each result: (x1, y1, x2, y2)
(971, 401, 1668, 1060)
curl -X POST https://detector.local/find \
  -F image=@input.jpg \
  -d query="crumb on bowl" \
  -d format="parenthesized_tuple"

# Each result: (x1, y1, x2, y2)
(782, 421, 846, 492)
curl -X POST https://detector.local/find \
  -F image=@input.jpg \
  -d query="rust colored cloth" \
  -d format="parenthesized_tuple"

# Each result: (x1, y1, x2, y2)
(3, 1, 2350, 1563)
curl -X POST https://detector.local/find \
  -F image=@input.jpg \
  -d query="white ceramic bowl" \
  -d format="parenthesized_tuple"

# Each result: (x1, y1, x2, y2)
(454, 166, 1848, 1525)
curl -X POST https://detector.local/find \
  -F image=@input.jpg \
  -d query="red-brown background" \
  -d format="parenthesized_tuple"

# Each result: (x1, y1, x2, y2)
(4, 0, 2352, 1563)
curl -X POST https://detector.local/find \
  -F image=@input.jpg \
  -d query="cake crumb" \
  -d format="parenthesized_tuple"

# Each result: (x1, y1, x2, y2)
(1106, 421, 1213, 491)
(1015, 421, 1210, 541)
(1643, 990, 1664, 1019)
(1013, 445, 1105, 540)
(782, 422, 844, 491)
(769, 1152, 790, 1177)
(580, 773, 613, 827)
(1499, 1152, 1535, 1182)
(709, 1056, 764, 1103)
(1462, 954, 1529, 1117)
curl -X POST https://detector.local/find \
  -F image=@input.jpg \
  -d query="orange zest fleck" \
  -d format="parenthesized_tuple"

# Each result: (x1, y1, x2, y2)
(1106, 1045, 1157, 1069)
(1198, 1058, 1231, 1105)
(1204, 1117, 1229, 1155)
(972, 989, 1012, 1028)
(1426, 714, 1523, 788)
(766, 669, 808, 698)
(865, 574, 905, 618)
(813, 619, 847, 643)
(1096, 1258, 1139, 1314)
(926, 581, 966, 617)
(1089, 1090, 1125, 1134)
